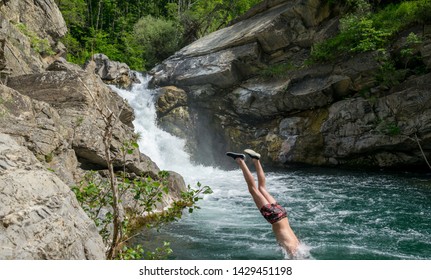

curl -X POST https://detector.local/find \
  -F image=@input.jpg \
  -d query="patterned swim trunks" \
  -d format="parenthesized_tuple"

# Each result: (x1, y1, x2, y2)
(260, 203, 287, 224)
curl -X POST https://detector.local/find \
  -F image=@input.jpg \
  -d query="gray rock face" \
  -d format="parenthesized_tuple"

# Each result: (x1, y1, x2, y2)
(0, 133, 105, 259)
(151, 0, 330, 89)
(85, 54, 139, 89)
(152, 43, 263, 88)
(5, 61, 160, 178)
(1, 0, 66, 44)
(0, 0, 188, 260)
(150, 0, 431, 169)
(0, 14, 46, 77)
(0, 0, 66, 78)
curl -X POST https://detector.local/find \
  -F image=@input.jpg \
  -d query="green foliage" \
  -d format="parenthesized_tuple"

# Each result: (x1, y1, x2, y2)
(329, 0, 372, 13)
(311, 0, 431, 62)
(377, 119, 401, 136)
(260, 63, 296, 79)
(57, 0, 261, 70)
(116, 244, 145, 260)
(375, 51, 407, 87)
(142, 241, 173, 260)
(116, 241, 173, 260)
(72, 140, 212, 259)
(343, 17, 390, 53)
(139, 181, 213, 228)
(400, 32, 424, 68)
(15, 23, 55, 55)
(75, 116, 85, 127)
(385, 123, 401, 136)
(44, 153, 54, 163)
(72, 171, 114, 241)
(132, 15, 181, 70)
(55, 0, 86, 28)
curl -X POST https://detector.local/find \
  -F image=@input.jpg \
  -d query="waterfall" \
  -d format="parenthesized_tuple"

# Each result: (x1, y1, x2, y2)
(110, 73, 222, 186)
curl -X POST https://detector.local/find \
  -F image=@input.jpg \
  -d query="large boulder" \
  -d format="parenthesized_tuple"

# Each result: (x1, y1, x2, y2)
(151, 0, 331, 89)
(5, 58, 184, 199)
(6, 62, 147, 174)
(0, 133, 105, 259)
(156, 86, 191, 139)
(85, 54, 139, 89)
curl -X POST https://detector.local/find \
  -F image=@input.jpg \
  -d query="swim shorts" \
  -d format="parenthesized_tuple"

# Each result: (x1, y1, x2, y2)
(260, 203, 287, 224)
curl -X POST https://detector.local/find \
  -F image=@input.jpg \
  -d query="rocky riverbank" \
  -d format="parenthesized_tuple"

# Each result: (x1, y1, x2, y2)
(0, 0, 185, 259)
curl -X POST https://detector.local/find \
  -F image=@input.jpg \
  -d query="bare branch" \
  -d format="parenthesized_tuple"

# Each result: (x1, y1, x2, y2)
(414, 133, 431, 170)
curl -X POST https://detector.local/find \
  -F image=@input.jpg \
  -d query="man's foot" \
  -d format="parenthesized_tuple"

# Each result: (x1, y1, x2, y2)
(244, 149, 261, 160)
(226, 152, 245, 160)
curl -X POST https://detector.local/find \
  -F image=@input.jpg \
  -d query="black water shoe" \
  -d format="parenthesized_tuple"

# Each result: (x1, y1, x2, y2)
(226, 152, 245, 160)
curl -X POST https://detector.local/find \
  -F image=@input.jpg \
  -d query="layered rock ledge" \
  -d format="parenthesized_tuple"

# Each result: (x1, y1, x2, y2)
(150, 0, 431, 169)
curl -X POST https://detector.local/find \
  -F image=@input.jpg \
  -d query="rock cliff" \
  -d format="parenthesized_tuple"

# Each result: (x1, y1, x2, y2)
(0, 133, 105, 259)
(0, 0, 186, 259)
(151, 0, 431, 169)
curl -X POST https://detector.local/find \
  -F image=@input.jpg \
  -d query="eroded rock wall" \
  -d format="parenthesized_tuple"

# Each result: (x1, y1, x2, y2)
(150, 0, 431, 170)
(0, 133, 105, 259)
(0, 0, 67, 78)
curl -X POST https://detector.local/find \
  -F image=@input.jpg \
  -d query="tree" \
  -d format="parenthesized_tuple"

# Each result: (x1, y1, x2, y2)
(73, 70, 212, 259)
(133, 15, 181, 69)
(57, 0, 263, 70)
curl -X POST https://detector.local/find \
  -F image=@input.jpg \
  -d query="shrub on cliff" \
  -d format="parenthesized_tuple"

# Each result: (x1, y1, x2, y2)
(311, 0, 431, 62)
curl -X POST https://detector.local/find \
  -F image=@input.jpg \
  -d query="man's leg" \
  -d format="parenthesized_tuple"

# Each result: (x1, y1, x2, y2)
(253, 158, 277, 205)
(236, 158, 269, 209)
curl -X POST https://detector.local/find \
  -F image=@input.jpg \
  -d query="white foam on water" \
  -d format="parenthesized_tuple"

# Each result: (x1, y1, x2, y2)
(111, 74, 224, 187)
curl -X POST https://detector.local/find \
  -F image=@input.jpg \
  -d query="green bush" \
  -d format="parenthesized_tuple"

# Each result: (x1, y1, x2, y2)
(72, 166, 212, 259)
(133, 15, 182, 70)
(260, 63, 296, 78)
(15, 23, 55, 56)
(375, 51, 407, 87)
(311, 0, 431, 62)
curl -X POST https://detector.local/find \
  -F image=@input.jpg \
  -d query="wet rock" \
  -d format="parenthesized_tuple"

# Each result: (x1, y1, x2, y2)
(156, 86, 188, 116)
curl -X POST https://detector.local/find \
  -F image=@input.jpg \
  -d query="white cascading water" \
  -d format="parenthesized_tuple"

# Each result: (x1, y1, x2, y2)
(112, 74, 227, 184)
